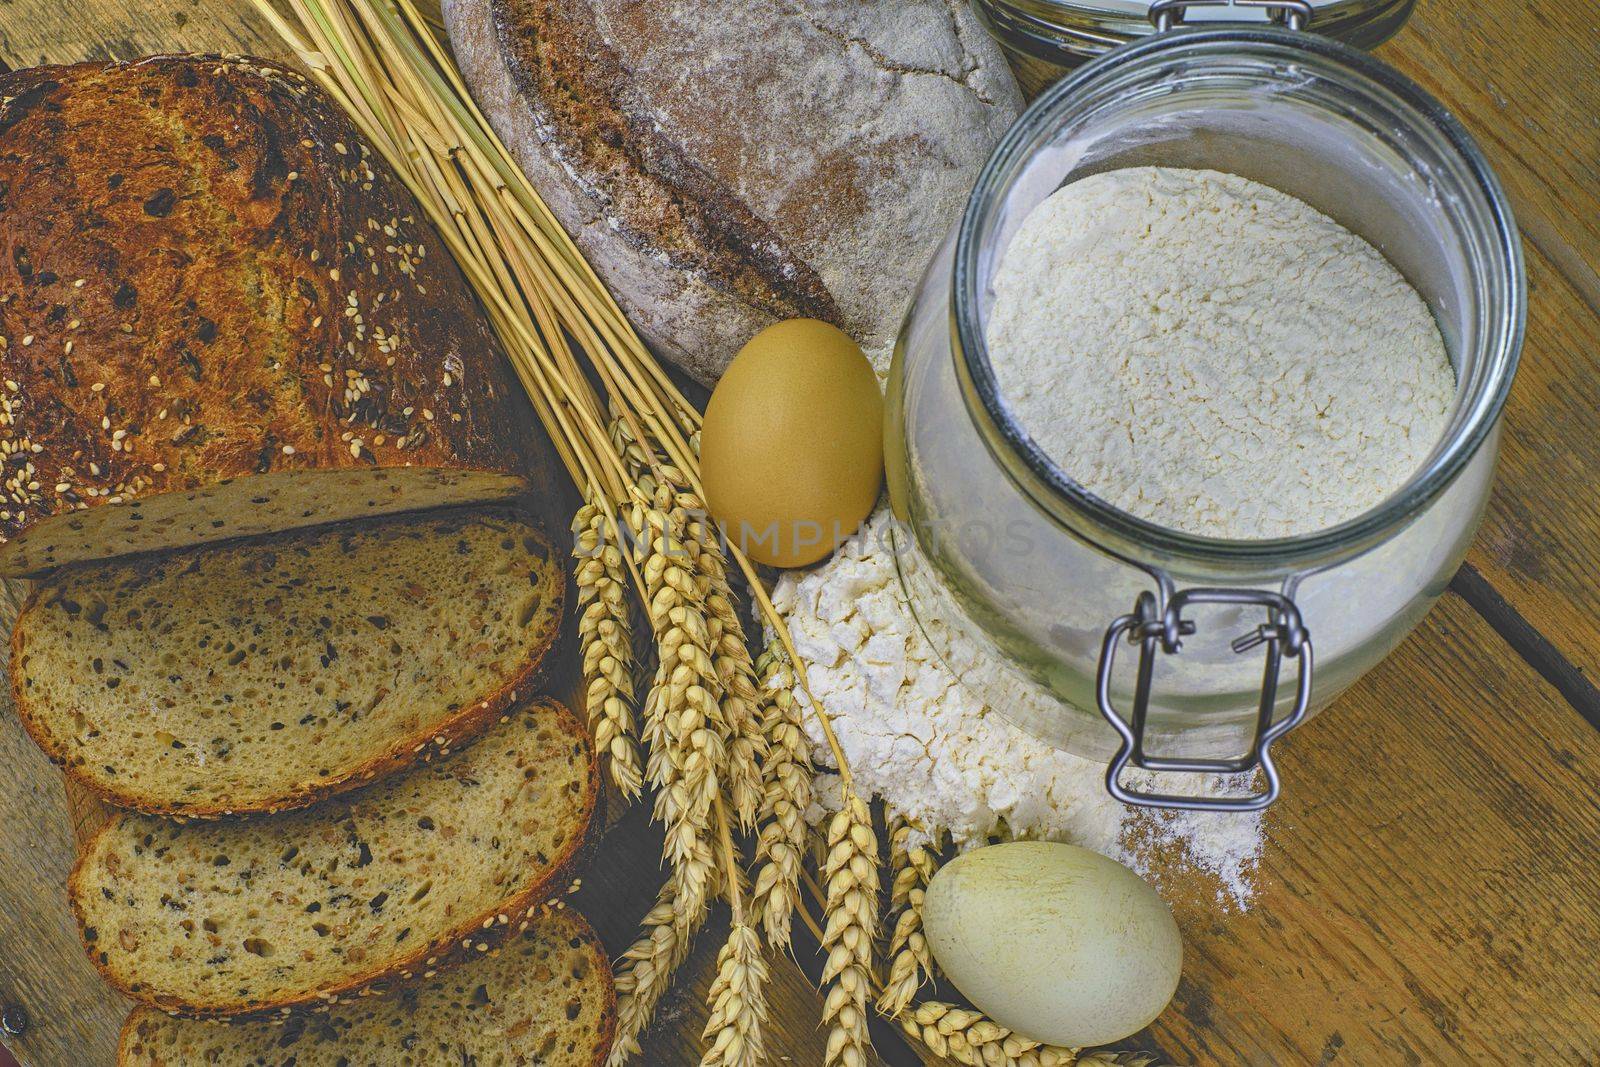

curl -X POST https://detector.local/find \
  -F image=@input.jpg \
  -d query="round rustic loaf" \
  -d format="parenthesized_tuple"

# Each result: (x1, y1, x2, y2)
(0, 56, 551, 575)
(443, 0, 1024, 382)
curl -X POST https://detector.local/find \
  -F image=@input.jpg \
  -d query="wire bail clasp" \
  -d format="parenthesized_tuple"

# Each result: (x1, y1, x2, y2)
(1095, 586, 1313, 811)
(1149, 0, 1314, 33)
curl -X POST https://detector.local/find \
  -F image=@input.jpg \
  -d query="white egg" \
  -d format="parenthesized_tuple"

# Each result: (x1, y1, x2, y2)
(922, 841, 1181, 1047)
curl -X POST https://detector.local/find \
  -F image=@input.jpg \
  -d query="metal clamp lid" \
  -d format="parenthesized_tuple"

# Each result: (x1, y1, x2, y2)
(1095, 586, 1313, 811)
(1149, 0, 1314, 32)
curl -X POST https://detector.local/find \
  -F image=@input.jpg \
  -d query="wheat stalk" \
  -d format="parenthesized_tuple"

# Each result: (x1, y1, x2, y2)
(701, 920, 770, 1067)
(821, 792, 880, 1067)
(877, 819, 940, 1017)
(573, 494, 644, 798)
(750, 646, 812, 950)
(896, 1001, 1080, 1067)
(656, 463, 767, 831)
(701, 796, 769, 1067)
(608, 873, 706, 1067)
(630, 488, 725, 930)
(253, 6, 916, 1066)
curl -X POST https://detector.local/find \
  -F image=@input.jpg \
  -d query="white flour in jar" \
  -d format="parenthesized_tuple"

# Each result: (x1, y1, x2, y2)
(985, 166, 1454, 540)
(772, 168, 1454, 906)
(773, 507, 1266, 907)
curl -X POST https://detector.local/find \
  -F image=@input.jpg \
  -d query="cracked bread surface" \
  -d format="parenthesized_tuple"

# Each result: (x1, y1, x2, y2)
(443, 0, 1023, 383)
(72, 697, 597, 1020)
(13, 507, 565, 817)
(0, 57, 548, 575)
(117, 903, 615, 1066)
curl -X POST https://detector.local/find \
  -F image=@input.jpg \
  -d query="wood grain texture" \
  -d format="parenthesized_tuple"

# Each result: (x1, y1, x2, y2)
(2, 2, 1600, 1067)
(0, 0, 290, 67)
(1147, 593, 1600, 1064)
(0, 579, 126, 1064)
(1375, 6, 1600, 684)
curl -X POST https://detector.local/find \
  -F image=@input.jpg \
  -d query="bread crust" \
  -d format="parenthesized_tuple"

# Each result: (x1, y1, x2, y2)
(9, 506, 569, 819)
(114, 902, 618, 1065)
(0, 56, 543, 572)
(114, 903, 617, 1066)
(443, 0, 1023, 383)
(74, 696, 601, 1022)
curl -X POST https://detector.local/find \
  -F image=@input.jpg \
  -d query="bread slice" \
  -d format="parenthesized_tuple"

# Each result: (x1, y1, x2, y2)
(72, 696, 597, 1020)
(12, 507, 565, 817)
(0, 56, 553, 576)
(117, 902, 615, 1066)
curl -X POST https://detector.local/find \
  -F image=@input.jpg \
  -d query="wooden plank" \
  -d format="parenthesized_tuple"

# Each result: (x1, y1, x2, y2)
(1374, 9, 1600, 686)
(0, 0, 292, 67)
(1458, 237, 1600, 687)
(0, 580, 128, 1065)
(1145, 592, 1600, 1064)
(0, 714, 127, 1064)
(1380, 2, 1600, 314)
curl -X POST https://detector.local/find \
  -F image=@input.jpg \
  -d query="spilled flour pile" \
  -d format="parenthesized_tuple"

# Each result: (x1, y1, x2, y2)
(773, 507, 1264, 907)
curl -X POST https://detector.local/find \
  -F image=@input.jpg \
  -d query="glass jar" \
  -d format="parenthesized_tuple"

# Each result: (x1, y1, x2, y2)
(885, 24, 1524, 810)
(975, 0, 1415, 72)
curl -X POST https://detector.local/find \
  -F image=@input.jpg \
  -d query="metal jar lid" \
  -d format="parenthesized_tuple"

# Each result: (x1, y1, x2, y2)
(974, 0, 1416, 66)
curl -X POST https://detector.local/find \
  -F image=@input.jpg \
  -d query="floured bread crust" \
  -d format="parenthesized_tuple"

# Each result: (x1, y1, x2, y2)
(444, 0, 1023, 382)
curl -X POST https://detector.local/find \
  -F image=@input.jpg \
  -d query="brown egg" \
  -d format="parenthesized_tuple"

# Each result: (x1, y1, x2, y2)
(701, 319, 884, 568)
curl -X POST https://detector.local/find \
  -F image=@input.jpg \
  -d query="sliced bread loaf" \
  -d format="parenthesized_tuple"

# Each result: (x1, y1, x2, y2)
(71, 696, 597, 1020)
(0, 56, 552, 576)
(118, 902, 615, 1066)
(12, 507, 565, 817)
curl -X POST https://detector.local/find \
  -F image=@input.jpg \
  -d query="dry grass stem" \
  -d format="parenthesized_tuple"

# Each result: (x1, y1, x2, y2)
(750, 646, 812, 950)
(821, 792, 880, 1067)
(877, 819, 941, 1017)
(573, 496, 643, 798)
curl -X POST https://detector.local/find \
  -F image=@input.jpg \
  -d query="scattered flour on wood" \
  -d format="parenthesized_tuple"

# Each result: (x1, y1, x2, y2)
(773, 507, 1265, 907)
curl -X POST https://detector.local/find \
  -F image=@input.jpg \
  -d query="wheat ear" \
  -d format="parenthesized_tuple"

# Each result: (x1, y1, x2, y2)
(749, 646, 812, 950)
(877, 819, 940, 1017)
(897, 1001, 1080, 1067)
(608, 873, 706, 1067)
(821, 791, 880, 1067)
(573, 496, 643, 798)
(661, 467, 767, 831)
(701, 798, 769, 1067)
(629, 486, 723, 931)
(701, 920, 770, 1067)
(621, 423, 762, 833)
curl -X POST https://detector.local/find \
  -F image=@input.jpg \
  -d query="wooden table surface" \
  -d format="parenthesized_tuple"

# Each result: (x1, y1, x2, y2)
(3, 2, 1600, 1065)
